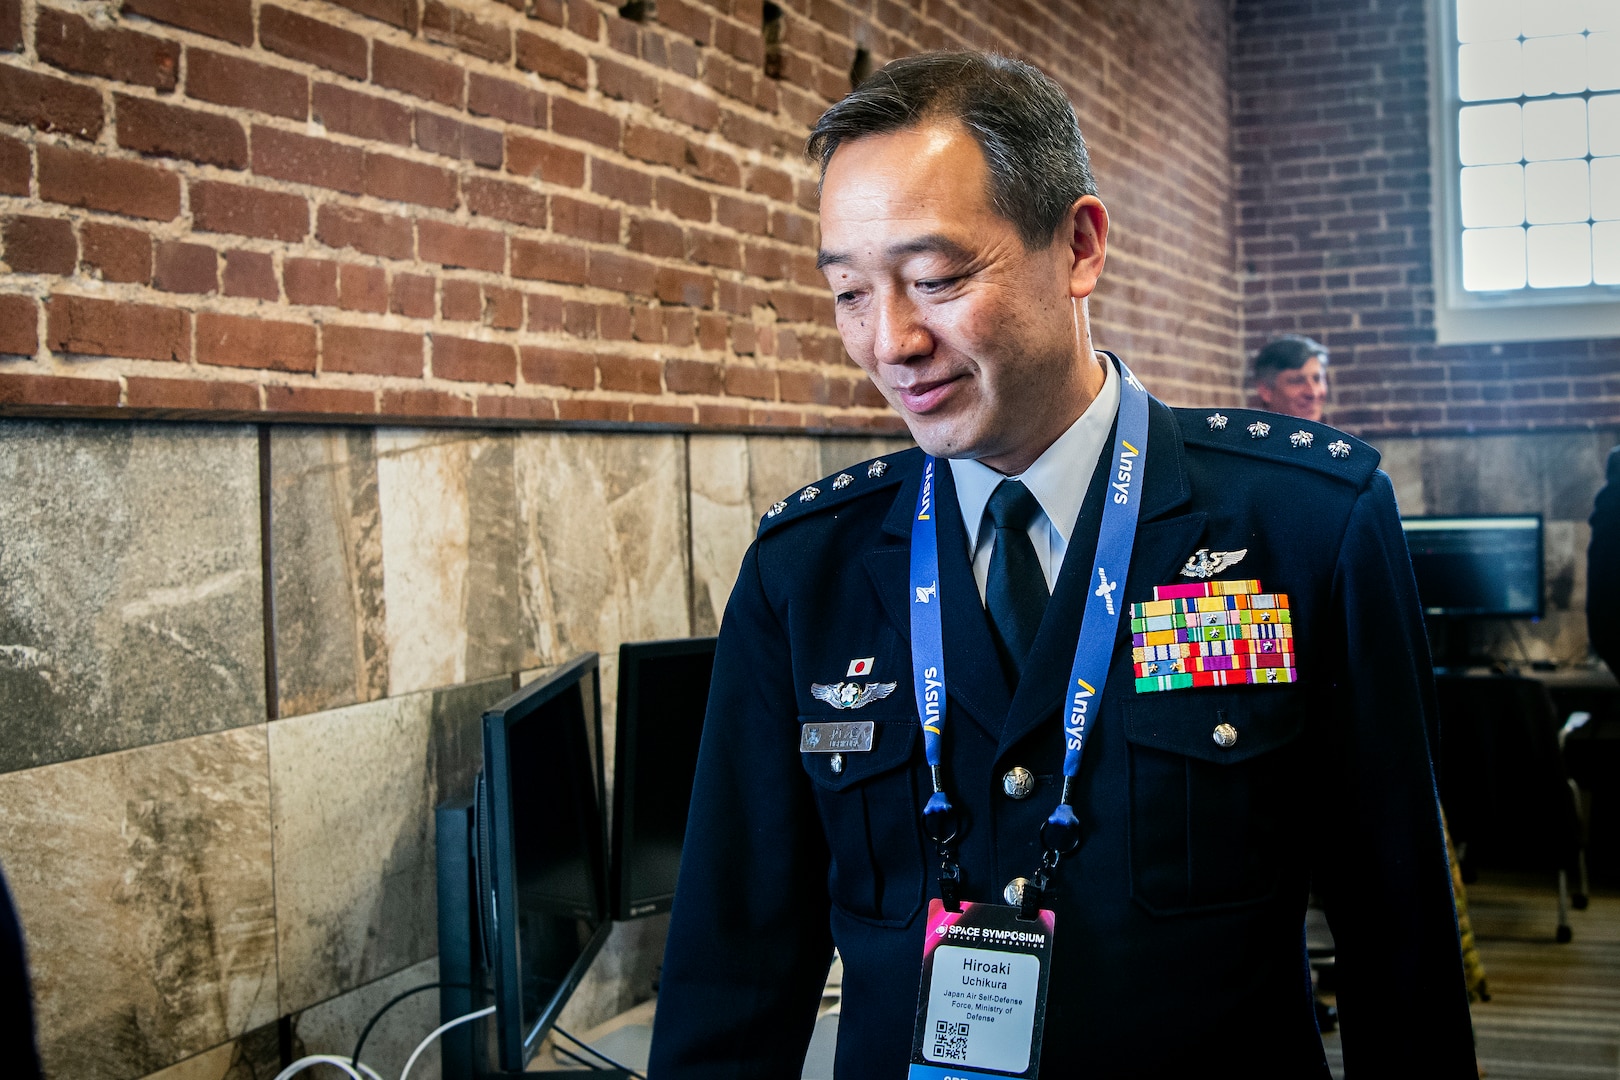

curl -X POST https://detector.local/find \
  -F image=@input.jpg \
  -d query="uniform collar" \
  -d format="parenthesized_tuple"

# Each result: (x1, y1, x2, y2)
(947, 354, 1120, 553)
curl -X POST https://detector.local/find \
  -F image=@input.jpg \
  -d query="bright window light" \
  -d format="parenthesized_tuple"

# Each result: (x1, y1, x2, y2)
(1592, 157, 1620, 219)
(1462, 164, 1526, 226)
(1462, 226, 1527, 290)
(1591, 93, 1620, 154)
(1524, 159, 1589, 223)
(1460, 102, 1523, 163)
(1527, 223, 1592, 286)
(1594, 221, 1620, 283)
(1522, 97, 1588, 159)
(1521, 0, 1587, 39)
(1448, 0, 1620, 298)
(1523, 34, 1588, 96)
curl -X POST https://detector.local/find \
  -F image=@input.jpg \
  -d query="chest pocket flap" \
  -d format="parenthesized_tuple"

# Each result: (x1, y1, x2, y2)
(1122, 689, 1308, 915)
(798, 717, 923, 926)
(800, 717, 919, 789)
(1125, 689, 1303, 765)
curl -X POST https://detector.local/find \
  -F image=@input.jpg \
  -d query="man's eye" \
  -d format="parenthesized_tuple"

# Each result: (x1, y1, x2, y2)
(835, 291, 861, 305)
(916, 278, 958, 293)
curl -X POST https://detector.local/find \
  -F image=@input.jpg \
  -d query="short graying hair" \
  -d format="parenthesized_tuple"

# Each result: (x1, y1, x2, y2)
(806, 52, 1097, 250)
(1254, 335, 1330, 382)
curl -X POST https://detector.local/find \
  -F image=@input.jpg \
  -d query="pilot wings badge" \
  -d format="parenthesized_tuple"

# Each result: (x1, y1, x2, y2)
(811, 681, 898, 710)
(1180, 547, 1249, 579)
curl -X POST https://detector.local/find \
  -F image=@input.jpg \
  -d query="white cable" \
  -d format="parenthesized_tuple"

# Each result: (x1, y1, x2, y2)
(272, 1055, 365, 1080)
(399, 1004, 496, 1080)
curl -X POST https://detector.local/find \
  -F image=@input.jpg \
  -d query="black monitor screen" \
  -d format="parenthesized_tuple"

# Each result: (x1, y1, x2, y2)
(482, 654, 611, 1071)
(612, 637, 717, 920)
(1402, 515, 1544, 618)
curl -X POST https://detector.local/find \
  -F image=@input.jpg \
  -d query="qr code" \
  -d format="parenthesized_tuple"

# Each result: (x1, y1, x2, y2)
(933, 1020, 969, 1061)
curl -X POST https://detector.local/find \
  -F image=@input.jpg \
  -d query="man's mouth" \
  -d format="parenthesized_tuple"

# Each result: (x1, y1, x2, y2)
(894, 374, 964, 413)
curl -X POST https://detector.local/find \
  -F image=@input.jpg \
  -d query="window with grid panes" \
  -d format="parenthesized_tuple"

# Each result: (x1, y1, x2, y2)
(1430, 0, 1620, 343)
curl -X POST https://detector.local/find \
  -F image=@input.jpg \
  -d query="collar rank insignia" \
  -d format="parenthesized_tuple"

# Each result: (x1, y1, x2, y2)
(811, 681, 897, 710)
(766, 501, 787, 518)
(832, 472, 854, 490)
(1290, 430, 1314, 449)
(1207, 412, 1228, 431)
(1180, 547, 1248, 579)
(1328, 440, 1351, 459)
(1130, 578, 1297, 693)
(1248, 420, 1271, 439)
(867, 459, 889, 478)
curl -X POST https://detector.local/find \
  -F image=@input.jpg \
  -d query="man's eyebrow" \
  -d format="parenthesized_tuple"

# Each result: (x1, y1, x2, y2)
(816, 234, 974, 272)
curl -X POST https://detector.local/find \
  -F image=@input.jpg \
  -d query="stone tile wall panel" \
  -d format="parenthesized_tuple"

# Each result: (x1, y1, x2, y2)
(270, 426, 391, 719)
(267, 675, 508, 1014)
(0, 726, 277, 1079)
(0, 421, 265, 773)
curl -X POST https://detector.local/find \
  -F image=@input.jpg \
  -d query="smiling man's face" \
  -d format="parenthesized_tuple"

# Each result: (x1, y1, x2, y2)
(817, 121, 1108, 475)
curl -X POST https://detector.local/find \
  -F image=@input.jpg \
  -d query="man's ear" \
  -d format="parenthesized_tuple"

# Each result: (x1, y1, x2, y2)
(1065, 195, 1108, 300)
(1254, 379, 1276, 410)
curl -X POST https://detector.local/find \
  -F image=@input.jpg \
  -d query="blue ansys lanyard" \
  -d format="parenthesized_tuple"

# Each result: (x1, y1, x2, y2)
(910, 358, 1151, 846)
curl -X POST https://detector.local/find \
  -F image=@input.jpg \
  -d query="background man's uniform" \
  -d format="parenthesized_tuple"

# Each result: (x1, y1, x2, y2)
(1589, 446, 1620, 673)
(650, 368, 1475, 1077)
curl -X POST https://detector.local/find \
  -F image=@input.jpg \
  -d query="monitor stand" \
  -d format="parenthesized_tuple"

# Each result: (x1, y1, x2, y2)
(439, 797, 634, 1078)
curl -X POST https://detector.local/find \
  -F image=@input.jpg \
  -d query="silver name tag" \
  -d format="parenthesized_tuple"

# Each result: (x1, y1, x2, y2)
(799, 721, 874, 753)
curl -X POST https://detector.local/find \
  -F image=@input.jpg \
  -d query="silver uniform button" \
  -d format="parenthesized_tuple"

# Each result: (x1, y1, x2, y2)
(1004, 877, 1035, 907)
(830, 753, 844, 774)
(1002, 766, 1036, 800)
(1213, 722, 1238, 749)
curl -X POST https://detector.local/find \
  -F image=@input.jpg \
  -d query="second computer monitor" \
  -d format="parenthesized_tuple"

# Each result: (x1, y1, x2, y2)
(1402, 515, 1544, 618)
(611, 636, 717, 921)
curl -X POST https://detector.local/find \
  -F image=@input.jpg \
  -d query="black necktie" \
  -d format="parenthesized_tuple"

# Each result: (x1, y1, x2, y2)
(985, 479, 1049, 682)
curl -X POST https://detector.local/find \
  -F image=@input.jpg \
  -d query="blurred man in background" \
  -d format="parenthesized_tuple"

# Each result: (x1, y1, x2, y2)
(1254, 335, 1329, 422)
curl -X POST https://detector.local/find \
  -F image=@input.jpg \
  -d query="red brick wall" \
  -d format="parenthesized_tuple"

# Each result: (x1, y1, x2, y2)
(0, 0, 1239, 430)
(1232, 0, 1620, 436)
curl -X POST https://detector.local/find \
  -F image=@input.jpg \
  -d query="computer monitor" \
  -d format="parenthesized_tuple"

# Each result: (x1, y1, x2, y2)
(610, 637, 717, 921)
(481, 653, 612, 1072)
(1402, 515, 1544, 618)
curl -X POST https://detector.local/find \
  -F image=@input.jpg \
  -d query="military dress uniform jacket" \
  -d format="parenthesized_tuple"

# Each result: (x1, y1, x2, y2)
(649, 386, 1476, 1078)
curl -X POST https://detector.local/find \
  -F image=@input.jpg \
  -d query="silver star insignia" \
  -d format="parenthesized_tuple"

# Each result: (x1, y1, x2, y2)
(800, 485, 820, 502)
(810, 681, 898, 710)
(1248, 421, 1271, 439)
(867, 459, 888, 478)
(832, 472, 853, 490)
(1208, 412, 1228, 431)
(1180, 547, 1250, 579)
(1290, 430, 1314, 449)
(767, 501, 787, 518)
(1328, 440, 1351, 459)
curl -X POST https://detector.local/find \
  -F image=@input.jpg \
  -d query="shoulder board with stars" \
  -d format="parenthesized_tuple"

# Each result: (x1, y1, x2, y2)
(1175, 408, 1381, 487)
(756, 448, 917, 537)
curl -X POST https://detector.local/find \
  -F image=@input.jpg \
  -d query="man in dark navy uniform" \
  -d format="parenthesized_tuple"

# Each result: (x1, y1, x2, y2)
(649, 52, 1474, 1078)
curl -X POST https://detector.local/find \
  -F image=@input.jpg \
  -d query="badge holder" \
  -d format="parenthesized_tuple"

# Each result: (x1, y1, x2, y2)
(908, 898, 1055, 1080)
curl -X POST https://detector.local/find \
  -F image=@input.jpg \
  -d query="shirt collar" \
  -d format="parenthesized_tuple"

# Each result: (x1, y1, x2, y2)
(948, 355, 1121, 547)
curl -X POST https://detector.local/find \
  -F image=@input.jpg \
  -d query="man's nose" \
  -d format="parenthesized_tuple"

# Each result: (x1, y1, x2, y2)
(872, 293, 931, 365)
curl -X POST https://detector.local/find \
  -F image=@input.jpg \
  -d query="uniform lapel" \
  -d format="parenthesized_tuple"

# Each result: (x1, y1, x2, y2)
(865, 462, 1012, 741)
(998, 395, 1207, 757)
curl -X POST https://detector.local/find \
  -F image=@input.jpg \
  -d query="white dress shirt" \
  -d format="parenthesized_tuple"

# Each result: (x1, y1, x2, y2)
(948, 356, 1121, 604)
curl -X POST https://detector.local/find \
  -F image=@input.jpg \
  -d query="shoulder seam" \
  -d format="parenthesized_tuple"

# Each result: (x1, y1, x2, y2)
(1174, 407, 1380, 487)
(756, 448, 917, 538)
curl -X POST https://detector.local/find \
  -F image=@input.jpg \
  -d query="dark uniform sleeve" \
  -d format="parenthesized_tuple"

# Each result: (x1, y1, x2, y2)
(1312, 472, 1476, 1075)
(648, 542, 834, 1079)
(1587, 447, 1620, 672)
(1, 865, 44, 1080)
